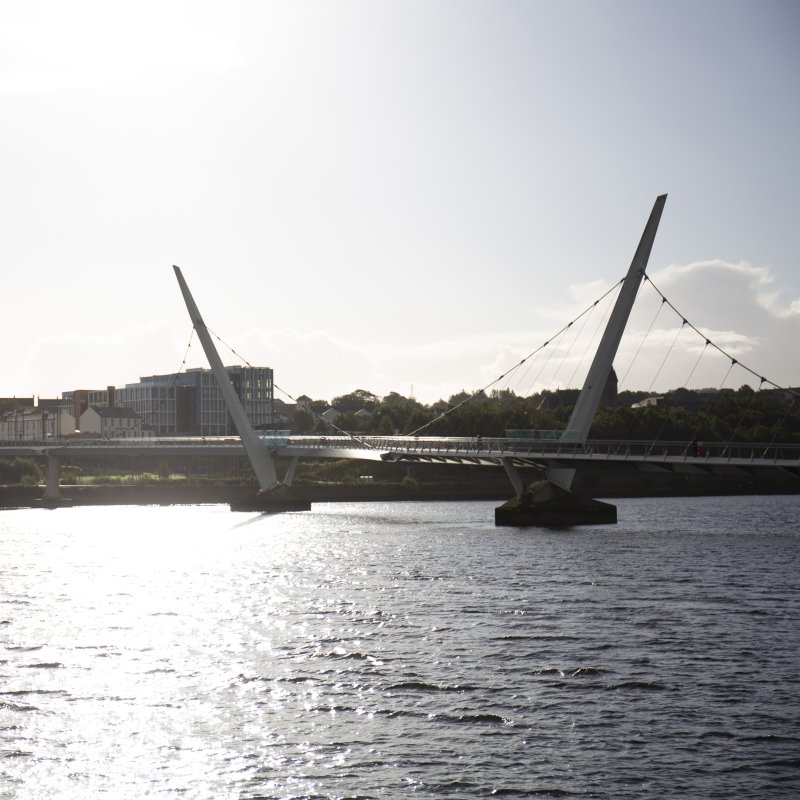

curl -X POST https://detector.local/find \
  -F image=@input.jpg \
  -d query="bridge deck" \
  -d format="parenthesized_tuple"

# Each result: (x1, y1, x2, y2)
(1, 435, 798, 471)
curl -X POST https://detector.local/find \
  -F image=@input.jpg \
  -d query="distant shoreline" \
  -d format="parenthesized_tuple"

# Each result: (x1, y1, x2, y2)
(1, 477, 798, 509)
(0, 482, 510, 509)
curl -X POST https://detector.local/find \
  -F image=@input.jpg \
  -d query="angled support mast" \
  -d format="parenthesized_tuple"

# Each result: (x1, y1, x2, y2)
(564, 194, 667, 443)
(542, 195, 666, 493)
(172, 265, 279, 492)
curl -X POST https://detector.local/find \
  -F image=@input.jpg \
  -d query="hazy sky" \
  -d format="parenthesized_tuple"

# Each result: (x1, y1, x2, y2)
(2, 0, 798, 404)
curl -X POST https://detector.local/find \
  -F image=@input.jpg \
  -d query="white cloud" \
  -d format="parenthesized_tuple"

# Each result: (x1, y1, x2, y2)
(620, 259, 800, 391)
(650, 259, 800, 320)
(534, 278, 619, 324)
(17, 322, 191, 397)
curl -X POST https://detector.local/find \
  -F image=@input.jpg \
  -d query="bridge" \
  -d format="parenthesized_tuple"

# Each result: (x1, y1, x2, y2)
(3, 433, 799, 467)
(3, 431, 798, 496)
(3, 195, 798, 523)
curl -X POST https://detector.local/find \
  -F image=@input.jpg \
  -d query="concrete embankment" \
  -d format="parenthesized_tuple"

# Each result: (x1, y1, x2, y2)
(1, 467, 797, 509)
(0, 482, 511, 509)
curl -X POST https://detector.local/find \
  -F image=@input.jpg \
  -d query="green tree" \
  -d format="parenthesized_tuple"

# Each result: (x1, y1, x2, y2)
(0, 457, 43, 484)
(331, 389, 379, 413)
(293, 408, 314, 433)
(0, 399, 21, 415)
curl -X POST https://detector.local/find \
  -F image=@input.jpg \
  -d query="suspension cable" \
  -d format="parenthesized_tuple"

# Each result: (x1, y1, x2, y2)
(546, 302, 595, 391)
(723, 377, 765, 454)
(140, 327, 196, 427)
(646, 320, 687, 395)
(564, 293, 612, 391)
(767, 394, 796, 451)
(617, 294, 667, 389)
(408, 276, 626, 436)
(683, 340, 710, 389)
(644, 275, 799, 400)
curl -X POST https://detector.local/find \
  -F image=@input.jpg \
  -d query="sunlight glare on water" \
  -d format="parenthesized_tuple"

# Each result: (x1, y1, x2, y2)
(2, 498, 799, 798)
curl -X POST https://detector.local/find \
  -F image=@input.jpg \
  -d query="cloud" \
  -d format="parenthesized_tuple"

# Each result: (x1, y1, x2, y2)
(620, 259, 800, 391)
(650, 259, 800, 320)
(534, 278, 619, 324)
(15, 322, 191, 398)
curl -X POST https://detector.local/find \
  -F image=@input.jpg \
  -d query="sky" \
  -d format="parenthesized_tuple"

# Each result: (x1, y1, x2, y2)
(2, 0, 798, 405)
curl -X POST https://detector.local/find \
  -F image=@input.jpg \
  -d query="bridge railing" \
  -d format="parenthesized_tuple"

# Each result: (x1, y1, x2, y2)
(345, 436, 800, 463)
(1, 435, 798, 463)
(576, 439, 800, 463)
(0, 436, 247, 448)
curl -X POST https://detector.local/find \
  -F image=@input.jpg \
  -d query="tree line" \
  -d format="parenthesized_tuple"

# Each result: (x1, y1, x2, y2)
(291, 385, 800, 444)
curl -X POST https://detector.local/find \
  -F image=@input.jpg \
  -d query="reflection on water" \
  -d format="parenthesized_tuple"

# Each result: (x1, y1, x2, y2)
(2, 497, 799, 798)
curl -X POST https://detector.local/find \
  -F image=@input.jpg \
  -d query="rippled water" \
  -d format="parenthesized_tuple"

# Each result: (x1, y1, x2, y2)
(1, 496, 799, 798)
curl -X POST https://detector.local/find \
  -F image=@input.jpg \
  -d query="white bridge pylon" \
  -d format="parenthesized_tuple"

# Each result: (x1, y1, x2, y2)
(173, 265, 281, 493)
(540, 193, 667, 492)
(566, 195, 666, 441)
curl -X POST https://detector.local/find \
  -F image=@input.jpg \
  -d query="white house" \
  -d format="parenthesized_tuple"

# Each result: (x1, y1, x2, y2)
(79, 405, 142, 438)
(631, 396, 664, 409)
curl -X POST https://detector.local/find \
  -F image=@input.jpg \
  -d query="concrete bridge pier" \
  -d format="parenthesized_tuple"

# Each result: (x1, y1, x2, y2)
(495, 480, 617, 527)
(283, 456, 299, 487)
(496, 459, 616, 526)
(41, 453, 63, 505)
(500, 458, 526, 496)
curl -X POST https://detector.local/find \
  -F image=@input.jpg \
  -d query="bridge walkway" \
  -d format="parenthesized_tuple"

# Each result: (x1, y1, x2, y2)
(2, 434, 798, 470)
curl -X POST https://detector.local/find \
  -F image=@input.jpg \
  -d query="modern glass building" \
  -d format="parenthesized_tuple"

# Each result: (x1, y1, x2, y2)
(114, 366, 274, 436)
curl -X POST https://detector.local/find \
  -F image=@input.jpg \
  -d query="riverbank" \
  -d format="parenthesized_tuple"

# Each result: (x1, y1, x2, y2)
(1, 468, 798, 509)
(0, 481, 512, 509)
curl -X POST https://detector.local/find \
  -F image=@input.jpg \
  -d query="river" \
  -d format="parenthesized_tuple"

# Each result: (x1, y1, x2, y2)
(1, 495, 799, 798)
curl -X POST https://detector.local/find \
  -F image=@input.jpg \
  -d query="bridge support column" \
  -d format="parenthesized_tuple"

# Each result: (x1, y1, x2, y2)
(42, 454, 62, 504)
(283, 456, 299, 488)
(496, 459, 615, 526)
(500, 457, 525, 497)
(495, 479, 616, 527)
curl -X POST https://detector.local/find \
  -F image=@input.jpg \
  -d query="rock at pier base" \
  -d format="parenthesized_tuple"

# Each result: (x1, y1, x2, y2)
(495, 480, 617, 527)
(229, 484, 311, 513)
(35, 496, 75, 509)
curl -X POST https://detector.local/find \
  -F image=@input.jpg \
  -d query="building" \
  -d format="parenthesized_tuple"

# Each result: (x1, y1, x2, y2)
(272, 397, 297, 427)
(631, 396, 664, 409)
(62, 389, 96, 424)
(320, 408, 341, 426)
(0, 406, 75, 439)
(602, 368, 619, 403)
(79, 405, 142, 438)
(113, 365, 274, 436)
(0, 397, 34, 410)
